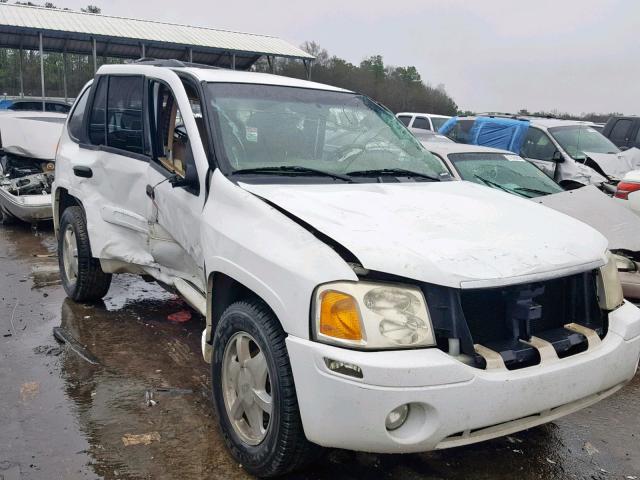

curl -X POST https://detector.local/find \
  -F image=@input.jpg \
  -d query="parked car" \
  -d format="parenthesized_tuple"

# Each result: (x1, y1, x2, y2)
(396, 111, 451, 133)
(0, 98, 71, 113)
(602, 115, 640, 150)
(440, 115, 640, 191)
(614, 169, 640, 216)
(423, 141, 640, 299)
(411, 129, 454, 143)
(0, 111, 66, 223)
(54, 62, 640, 477)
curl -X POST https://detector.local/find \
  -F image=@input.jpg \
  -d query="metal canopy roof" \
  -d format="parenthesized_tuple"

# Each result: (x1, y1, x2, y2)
(0, 4, 314, 69)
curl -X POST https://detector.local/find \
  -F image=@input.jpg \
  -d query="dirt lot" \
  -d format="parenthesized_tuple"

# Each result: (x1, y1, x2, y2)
(1, 222, 639, 480)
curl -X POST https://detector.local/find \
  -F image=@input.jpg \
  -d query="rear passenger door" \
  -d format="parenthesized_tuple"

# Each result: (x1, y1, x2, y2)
(64, 74, 152, 266)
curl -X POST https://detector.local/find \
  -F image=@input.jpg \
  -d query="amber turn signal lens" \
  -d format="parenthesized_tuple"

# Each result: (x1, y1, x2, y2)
(319, 291, 362, 341)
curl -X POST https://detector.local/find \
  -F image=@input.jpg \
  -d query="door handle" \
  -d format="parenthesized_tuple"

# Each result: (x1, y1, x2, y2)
(73, 166, 93, 178)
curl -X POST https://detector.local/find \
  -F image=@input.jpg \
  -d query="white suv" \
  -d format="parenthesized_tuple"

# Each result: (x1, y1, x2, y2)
(54, 61, 640, 477)
(396, 111, 451, 133)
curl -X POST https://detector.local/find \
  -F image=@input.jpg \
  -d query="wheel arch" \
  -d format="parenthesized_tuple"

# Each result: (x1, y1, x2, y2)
(54, 187, 83, 238)
(204, 270, 283, 364)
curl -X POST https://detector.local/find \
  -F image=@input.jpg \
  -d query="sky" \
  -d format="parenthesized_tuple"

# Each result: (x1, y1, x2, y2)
(57, 0, 640, 115)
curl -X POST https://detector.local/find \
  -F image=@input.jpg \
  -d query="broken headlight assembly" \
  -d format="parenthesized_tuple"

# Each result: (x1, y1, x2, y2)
(312, 281, 436, 349)
(597, 252, 625, 311)
(611, 252, 637, 272)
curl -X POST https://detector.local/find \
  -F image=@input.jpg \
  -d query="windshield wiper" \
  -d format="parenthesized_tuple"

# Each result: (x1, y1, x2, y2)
(511, 186, 555, 197)
(346, 168, 440, 181)
(232, 166, 352, 182)
(473, 174, 520, 195)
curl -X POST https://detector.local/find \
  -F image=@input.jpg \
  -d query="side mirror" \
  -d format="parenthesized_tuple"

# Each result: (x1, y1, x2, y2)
(552, 150, 565, 163)
(169, 142, 199, 192)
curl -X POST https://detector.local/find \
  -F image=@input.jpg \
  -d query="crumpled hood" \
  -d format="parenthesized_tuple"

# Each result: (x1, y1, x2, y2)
(240, 181, 608, 288)
(584, 148, 640, 180)
(535, 185, 640, 252)
(0, 113, 65, 160)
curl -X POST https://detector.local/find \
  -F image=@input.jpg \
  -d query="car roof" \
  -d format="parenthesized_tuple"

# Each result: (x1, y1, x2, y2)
(0, 110, 67, 119)
(454, 115, 597, 129)
(11, 99, 68, 105)
(97, 64, 352, 93)
(396, 112, 451, 118)
(421, 141, 513, 157)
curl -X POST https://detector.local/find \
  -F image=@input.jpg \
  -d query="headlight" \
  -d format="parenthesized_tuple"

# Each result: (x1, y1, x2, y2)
(313, 281, 436, 349)
(596, 252, 624, 311)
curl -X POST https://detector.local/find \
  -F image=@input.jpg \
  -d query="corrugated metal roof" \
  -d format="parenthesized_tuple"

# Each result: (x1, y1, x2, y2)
(0, 3, 313, 60)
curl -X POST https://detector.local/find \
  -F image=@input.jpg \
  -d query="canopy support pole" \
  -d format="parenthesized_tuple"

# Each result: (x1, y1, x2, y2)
(232, 53, 236, 70)
(267, 55, 274, 73)
(141, 43, 146, 59)
(189, 47, 193, 63)
(303, 59, 312, 80)
(39, 32, 45, 111)
(18, 41, 24, 98)
(63, 48, 68, 103)
(92, 37, 97, 73)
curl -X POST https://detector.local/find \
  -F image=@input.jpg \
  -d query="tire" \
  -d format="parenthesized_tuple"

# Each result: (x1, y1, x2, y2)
(58, 206, 112, 302)
(211, 300, 320, 477)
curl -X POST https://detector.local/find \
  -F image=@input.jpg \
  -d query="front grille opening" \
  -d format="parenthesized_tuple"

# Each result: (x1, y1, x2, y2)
(425, 270, 607, 371)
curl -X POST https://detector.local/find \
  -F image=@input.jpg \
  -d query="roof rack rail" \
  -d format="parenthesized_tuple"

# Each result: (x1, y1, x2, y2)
(131, 58, 220, 70)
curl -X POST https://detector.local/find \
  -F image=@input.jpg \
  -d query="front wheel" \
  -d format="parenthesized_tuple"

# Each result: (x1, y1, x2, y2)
(211, 300, 319, 477)
(58, 206, 112, 302)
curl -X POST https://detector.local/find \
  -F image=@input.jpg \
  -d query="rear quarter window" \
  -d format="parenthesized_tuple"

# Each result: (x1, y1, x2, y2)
(68, 87, 90, 141)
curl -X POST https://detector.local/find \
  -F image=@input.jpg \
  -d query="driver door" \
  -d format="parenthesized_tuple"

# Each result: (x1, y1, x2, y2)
(144, 74, 209, 292)
(520, 127, 559, 178)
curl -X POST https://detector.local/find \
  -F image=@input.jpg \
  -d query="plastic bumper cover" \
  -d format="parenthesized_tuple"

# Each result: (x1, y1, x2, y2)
(287, 301, 640, 453)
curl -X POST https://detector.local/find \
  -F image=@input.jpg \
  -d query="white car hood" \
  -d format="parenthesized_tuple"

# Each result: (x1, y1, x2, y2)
(0, 113, 65, 160)
(240, 181, 607, 288)
(584, 148, 640, 180)
(535, 185, 640, 252)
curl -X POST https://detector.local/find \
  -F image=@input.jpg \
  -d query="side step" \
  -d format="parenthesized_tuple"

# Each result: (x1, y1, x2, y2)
(173, 278, 206, 316)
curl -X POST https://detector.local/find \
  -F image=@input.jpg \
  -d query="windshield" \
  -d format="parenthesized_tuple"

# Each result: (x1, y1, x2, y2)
(430, 116, 449, 131)
(548, 125, 619, 160)
(448, 152, 563, 198)
(204, 83, 447, 181)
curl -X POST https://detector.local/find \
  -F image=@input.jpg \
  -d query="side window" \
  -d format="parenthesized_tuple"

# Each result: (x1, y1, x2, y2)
(520, 128, 556, 161)
(634, 124, 640, 147)
(397, 115, 411, 127)
(68, 86, 90, 141)
(88, 77, 107, 145)
(149, 81, 193, 178)
(609, 119, 632, 145)
(412, 116, 430, 130)
(446, 119, 473, 143)
(106, 76, 144, 155)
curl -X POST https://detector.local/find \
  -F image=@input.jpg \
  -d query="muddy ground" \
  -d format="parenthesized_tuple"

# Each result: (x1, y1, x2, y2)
(0, 222, 638, 480)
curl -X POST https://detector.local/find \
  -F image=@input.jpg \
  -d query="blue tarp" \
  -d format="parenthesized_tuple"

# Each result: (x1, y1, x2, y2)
(438, 116, 530, 153)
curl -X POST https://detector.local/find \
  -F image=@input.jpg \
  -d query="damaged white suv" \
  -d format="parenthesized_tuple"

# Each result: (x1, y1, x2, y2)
(54, 61, 640, 477)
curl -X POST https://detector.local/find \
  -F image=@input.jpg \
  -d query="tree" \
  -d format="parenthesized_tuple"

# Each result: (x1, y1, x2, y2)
(81, 5, 101, 13)
(300, 41, 329, 67)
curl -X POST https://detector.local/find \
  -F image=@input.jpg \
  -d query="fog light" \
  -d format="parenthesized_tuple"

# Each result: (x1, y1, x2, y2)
(385, 404, 410, 431)
(324, 358, 363, 379)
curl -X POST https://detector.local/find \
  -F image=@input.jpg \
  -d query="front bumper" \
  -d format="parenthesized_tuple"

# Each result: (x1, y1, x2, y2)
(287, 301, 640, 454)
(0, 187, 52, 222)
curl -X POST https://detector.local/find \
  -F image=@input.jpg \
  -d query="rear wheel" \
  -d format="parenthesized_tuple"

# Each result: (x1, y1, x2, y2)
(211, 300, 319, 477)
(58, 206, 112, 302)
